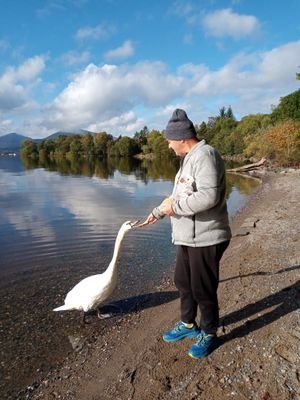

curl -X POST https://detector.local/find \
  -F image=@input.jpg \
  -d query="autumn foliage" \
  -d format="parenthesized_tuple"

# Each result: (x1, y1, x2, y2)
(264, 120, 300, 165)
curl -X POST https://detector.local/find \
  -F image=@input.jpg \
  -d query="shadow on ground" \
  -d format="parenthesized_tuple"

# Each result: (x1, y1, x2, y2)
(86, 290, 179, 320)
(220, 264, 300, 283)
(220, 267, 300, 344)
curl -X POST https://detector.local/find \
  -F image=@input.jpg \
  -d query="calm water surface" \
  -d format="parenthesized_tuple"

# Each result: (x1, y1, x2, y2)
(0, 155, 259, 398)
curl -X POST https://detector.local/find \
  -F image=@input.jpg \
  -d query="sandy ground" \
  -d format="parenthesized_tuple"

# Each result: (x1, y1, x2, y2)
(13, 169, 300, 400)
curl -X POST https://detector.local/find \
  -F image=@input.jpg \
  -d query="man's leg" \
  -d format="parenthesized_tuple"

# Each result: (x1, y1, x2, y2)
(174, 245, 197, 324)
(162, 246, 200, 343)
(187, 241, 230, 358)
(188, 241, 230, 334)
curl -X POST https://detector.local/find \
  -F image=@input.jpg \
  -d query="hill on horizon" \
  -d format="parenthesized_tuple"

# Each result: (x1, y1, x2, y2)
(0, 130, 97, 151)
(0, 133, 33, 151)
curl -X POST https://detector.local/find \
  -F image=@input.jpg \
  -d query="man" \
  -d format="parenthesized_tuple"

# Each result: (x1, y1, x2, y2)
(140, 108, 231, 358)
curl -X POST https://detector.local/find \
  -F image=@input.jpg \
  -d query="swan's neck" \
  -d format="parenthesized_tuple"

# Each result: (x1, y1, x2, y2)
(106, 229, 127, 275)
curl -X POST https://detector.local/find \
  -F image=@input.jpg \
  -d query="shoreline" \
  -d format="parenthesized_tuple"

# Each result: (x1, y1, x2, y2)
(10, 169, 300, 400)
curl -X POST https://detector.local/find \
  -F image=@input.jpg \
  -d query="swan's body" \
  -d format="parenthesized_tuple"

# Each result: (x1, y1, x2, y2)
(53, 220, 138, 318)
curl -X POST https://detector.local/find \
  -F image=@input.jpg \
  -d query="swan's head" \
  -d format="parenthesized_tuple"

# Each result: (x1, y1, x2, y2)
(121, 220, 140, 233)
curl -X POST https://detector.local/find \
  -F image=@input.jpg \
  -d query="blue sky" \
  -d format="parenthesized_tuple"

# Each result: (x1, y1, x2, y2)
(0, 0, 299, 138)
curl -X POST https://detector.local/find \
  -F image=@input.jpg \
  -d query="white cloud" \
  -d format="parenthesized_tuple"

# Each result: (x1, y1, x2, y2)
(5, 56, 45, 82)
(104, 40, 134, 61)
(60, 50, 90, 66)
(191, 41, 300, 95)
(202, 8, 260, 39)
(257, 41, 300, 83)
(87, 111, 144, 135)
(75, 23, 116, 41)
(42, 61, 185, 132)
(0, 56, 45, 113)
(169, 1, 200, 25)
(189, 40, 300, 117)
(0, 118, 13, 134)
(171, 1, 194, 18)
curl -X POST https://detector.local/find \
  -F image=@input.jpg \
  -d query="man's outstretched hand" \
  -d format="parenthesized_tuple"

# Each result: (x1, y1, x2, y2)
(136, 197, 175, 227)
(136, 213, 158, 227)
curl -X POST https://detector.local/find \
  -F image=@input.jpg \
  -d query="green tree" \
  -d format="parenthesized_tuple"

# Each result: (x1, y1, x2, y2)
(94, 132, 113, 158)
(233, 114, 271, 156)
(21, 140, 39, 159)
(113, 136, 138, 157)
(271, 89, 300, 122)
(67, 137, 82, 161)
(146, 130, 174, 158)
(42, 139, 56, 158)
(134, 126, 149, 151)
(202, 107, 237, 153)
(226, 106, 234, 119)
(81, 133, 94, 158)
(196, 121, 208, 141)
(219, 106, 226, 119)
(208, 107, 238, 154)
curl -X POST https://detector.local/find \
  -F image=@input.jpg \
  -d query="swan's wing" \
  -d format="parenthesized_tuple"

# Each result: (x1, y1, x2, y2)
(63, 273, 117, 310)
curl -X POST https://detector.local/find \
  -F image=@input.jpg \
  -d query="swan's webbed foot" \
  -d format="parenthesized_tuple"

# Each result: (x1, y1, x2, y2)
(82, 311, 92, 324)
(97, 303, 122, 319)
(97, 310, 112, 320)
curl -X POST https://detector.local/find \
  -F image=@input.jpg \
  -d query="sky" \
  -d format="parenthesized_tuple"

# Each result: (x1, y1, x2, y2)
(0, 0, 300, 139)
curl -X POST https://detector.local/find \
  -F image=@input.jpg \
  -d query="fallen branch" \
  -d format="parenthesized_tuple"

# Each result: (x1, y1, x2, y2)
(227, 158, 267, 173)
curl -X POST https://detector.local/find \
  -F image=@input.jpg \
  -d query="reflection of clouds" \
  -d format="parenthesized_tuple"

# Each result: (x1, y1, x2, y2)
(1, 165, 253, 241)
(56, 171, 172, 230)
(0, 168, 172, 242)
(0, 170, 56, 242)
(4, 209, 56, 242)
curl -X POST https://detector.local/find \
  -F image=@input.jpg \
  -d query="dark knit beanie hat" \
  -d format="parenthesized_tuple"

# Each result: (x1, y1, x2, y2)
(165, 109, 197, 140)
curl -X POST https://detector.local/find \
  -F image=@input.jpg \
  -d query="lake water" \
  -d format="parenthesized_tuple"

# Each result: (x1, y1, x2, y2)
(0, 155, 260, 398)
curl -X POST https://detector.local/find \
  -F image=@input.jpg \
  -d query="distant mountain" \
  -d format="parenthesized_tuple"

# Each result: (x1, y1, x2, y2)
(0, 133, 32, 151)
(0, 129, 97, 151)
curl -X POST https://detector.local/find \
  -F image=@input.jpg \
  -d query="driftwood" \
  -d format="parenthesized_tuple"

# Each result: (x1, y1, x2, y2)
(227, 158, 267, 173)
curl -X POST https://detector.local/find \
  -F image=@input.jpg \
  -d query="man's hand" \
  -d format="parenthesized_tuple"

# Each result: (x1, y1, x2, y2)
(159, 197, 175, 216)
(137, 197, 175, 227)
(136, 213, 158, 227)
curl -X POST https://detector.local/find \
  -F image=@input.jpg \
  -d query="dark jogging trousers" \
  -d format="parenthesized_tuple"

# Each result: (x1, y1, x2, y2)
(174, 241, 230, 335)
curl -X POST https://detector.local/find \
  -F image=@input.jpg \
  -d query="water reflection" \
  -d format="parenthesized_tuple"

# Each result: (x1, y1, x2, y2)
(227, 172, 260, 195)
(20, 154, 180, 183)
(18, 157, 259, 217)
(226, 172, 260, 218)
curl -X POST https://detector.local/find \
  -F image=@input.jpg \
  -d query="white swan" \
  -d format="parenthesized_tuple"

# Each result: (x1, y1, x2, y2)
(53, 220, 139, 321)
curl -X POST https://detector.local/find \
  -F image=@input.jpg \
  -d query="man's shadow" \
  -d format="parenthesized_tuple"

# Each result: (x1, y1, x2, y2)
(219, 265, 300, 344)
(220, 264, 300, 283)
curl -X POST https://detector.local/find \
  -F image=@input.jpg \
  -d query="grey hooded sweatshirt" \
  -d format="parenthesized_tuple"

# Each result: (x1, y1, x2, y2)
(152, 140, 231, 247)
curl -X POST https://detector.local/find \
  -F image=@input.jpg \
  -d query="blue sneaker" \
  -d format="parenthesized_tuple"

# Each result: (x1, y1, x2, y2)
(163, 321, 200, 343)
(188, 332, 218, 358)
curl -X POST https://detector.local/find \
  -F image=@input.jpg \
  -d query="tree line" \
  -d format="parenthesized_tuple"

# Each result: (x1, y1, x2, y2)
(21, 87, 300, 166)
